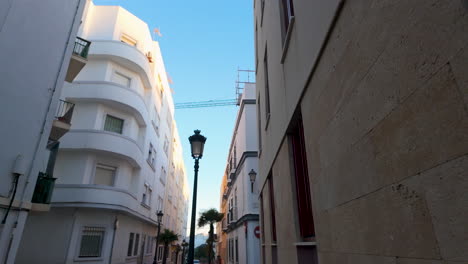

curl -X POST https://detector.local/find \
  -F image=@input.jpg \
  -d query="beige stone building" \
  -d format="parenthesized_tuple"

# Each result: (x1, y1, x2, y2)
(254, 0, 468, 263)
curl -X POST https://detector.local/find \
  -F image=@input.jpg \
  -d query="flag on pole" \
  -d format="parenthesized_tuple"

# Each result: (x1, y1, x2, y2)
(167, 73, 173, 84)
(154, 28, 162, 37)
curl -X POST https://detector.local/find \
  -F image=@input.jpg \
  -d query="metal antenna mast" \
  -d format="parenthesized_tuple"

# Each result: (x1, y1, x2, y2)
(175, 68, 255, 109)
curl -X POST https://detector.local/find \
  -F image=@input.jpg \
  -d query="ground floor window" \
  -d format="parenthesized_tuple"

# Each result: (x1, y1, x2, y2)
(78, 227, 105, 258)
(146, 236, 154, 254)
(157, 245, 164, 261)
(127, 232, 141, 257)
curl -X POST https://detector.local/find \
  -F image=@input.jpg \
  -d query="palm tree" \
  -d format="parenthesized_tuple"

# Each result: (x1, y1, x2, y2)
(159, 229, 178, 264)
(198, 208, 224, 264)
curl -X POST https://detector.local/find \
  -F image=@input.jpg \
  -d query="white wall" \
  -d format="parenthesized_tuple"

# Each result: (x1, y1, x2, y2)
(0, 0, 86, 262)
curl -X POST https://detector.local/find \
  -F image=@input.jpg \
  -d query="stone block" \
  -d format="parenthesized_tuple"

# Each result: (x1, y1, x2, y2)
(272, 141, 300, 264)
(314, 211, 332, 251)
(318, 0, 468, 169)
(370, 65, 468, 184)
(328, 182, 440, 258)
(406, 155, 468, 261)
(319, 251, 396, 264)
(376, 0, 468, 102)
(396, 258, 443, 264)
(450, 45, 468, 113)
(315, 64, 468, 210)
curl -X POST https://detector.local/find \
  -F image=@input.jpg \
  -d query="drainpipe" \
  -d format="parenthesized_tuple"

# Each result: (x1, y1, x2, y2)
(245, 221, 248, 264)
(108, 216, 119, 264)
(46, 141, 60, 177)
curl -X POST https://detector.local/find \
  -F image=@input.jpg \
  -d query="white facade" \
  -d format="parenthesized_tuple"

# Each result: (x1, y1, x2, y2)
(221, 83, 260, 264)
(0, 0, 87, 263)
(16, 2, 189, 264)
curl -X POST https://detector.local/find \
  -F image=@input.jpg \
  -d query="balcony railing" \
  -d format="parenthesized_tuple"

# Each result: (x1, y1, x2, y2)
(31, 172, 57, 204)
(222, 218, 228, 232)
(56, 99, 75, 124)
(73, 37, 91, 59)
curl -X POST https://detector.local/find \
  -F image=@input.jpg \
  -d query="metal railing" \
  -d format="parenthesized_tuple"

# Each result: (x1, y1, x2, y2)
(31, 172, 57, 204)
(56, 99, 75, 124)
(222, 218, 228, 231)
(73, 37, 91, 58)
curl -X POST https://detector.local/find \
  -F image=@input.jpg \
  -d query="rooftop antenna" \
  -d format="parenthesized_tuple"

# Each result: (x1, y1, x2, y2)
(235, 67, 255, 105)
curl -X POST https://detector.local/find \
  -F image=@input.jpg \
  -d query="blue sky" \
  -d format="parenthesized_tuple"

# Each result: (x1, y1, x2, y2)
(94, 0, 255, 234)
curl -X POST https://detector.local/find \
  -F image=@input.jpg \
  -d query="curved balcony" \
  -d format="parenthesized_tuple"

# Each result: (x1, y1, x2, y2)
(60, 129, 143, 168)
(88, 40, 154, 89)
(51, 184, 157, 223)
(62, 81, 148, 126)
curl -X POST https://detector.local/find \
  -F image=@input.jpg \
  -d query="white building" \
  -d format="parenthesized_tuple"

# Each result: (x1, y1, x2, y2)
(220, 83, 260, 264)
(0, 0, 88, 263)
(16, 2, 189, 264)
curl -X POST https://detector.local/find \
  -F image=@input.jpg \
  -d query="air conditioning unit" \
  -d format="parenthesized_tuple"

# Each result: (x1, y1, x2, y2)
(146, 52, 153, 63)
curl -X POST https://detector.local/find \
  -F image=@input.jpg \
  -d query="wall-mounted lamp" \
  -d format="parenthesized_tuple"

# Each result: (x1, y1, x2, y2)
(249, 169, 257, 193)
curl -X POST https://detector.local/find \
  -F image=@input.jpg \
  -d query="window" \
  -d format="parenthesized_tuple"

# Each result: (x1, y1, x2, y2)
(268, 173, 277, 242)
(157, 196, 164, 211)
(255, 22, 259, 71)
(163, 137, 169, 156)
(152, 107, 160, 135)
(112, 72, 131, 87)
(104, 115, 124, 134)
(141, 235, 146, 257)
(127, 233, 134, 257)
(261, 0, 266, 25)
(235, 238, 239, 263)
(146, 236, 153, 254)
(147, 143, 156, 169)
(94, 164, 116, 186)
(157, 74, 164, 100)
(260, 194, 265, 241)
(234, 188, 238, 221)
(257, 96, 262, 153)
(121, 34, 137, 46)
(233, 145, 237, 168)
(133, 233, 140, 256)
(142, 184, 152, 206)
(166, 113, 172, 129)
(290, 115, 315, 238)
(228, 239, 232, 261)
(263, 49, 271, 123)
(228, 198, 234, 223)
(280, 0, 295, 32)
(78, 227, 105, 258)
(157, 246, 164, 261)
(160, 167, 167, 184)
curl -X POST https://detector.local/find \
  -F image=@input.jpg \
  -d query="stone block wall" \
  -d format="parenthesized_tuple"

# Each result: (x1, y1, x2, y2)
(301, 0, 468, 263)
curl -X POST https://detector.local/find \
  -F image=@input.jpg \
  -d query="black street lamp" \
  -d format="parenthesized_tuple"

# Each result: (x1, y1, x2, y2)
(153, 211, 164, 264)
(181, 239, 188, 264)
(187, 130, 207, 264)
(174, 244, 181, 264)
(249, 169, 257, 193)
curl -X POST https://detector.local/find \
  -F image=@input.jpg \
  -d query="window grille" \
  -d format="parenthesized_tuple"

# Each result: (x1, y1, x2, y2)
(78, 227, 105, 258)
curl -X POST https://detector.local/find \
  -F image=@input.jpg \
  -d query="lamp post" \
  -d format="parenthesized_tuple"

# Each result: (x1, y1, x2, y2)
(249, 169, 257, 193)
(153, 211, 164, 264)
(187, 130, 207, 264)
(181, 239, 188, 264)
(174, 244, 181, 264)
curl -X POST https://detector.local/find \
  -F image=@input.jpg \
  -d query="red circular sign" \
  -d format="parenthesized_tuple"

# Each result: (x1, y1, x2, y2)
(254, 226, 260, 238)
